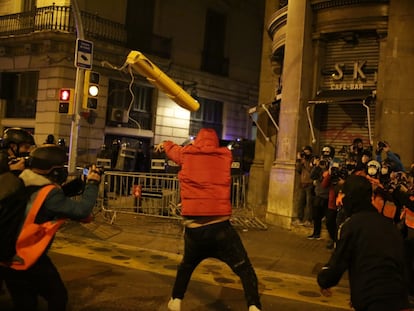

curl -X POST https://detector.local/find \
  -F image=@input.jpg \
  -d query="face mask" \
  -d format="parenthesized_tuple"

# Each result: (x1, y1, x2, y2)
(367, 167, 378, 176)
(381, 167, 389, 175)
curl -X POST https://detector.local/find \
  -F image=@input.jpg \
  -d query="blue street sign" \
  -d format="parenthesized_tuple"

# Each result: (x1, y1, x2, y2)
(75, 39, 93, 69)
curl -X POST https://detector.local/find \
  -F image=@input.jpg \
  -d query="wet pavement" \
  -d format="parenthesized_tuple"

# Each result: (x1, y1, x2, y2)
(0, 213, 351, 310)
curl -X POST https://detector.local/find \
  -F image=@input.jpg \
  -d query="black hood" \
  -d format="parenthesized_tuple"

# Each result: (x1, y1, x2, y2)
(342, 175, 374, 215)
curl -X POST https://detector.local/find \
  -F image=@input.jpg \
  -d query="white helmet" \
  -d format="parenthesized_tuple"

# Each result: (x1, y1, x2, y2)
(367, 160, 381, 176)
(367, 160, 381, 170)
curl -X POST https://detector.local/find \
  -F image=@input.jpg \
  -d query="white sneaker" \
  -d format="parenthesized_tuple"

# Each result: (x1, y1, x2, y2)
(248, 306, 261, 311)
(168, 298, 182, 311)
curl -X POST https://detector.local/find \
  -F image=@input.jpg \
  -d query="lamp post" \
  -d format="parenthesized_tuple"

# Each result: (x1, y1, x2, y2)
(68, 0, 85, 174)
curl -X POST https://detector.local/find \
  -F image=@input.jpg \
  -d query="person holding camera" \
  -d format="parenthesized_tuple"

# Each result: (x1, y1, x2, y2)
(375, 141, 405, 173)
(0, 128, 36, 296)
(308, 146, 334, 240)
(0, 127, 36, 174)
(294, 145, 315, 226)
(2, 144, 102, 311)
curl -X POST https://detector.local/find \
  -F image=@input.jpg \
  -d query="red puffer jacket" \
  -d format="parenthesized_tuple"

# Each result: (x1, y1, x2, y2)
(163, 128, 232, 216)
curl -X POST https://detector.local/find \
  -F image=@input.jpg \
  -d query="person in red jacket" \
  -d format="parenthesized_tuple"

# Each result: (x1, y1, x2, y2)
(155, 128, 261, 311)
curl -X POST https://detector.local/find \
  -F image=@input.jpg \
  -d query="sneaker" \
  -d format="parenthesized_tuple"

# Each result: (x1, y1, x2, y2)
(248, 306, 261, 311)
(168, 298, 182, 311)
(307, 234, 321, 240)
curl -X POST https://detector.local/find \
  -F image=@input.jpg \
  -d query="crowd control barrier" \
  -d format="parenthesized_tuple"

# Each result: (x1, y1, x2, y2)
(99, 171, 249, 224)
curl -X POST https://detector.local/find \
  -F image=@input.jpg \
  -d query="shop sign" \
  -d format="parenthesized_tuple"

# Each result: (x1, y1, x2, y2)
(327, 60, 376, 91)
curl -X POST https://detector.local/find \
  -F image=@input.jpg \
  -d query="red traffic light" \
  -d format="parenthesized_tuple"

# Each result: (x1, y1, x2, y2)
(59, 89, 71, 101)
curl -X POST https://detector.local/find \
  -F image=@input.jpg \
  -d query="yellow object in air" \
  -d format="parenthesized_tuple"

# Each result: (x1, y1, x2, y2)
(126, 51, 200, 112)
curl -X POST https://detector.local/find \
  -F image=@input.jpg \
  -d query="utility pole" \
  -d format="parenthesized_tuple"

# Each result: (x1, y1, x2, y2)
(68, 0, 85, 174)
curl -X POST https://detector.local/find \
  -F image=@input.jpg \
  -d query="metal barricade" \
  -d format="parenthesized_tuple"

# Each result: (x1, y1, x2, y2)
(100, 171, 251, 225)
(101, 171, 180, 223)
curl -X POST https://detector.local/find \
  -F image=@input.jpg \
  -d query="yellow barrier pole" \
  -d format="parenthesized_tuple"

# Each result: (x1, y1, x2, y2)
(126, 51, 200, 112)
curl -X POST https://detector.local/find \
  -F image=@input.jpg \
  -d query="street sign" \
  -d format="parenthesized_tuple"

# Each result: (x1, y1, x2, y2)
(75, 39, 93, 69)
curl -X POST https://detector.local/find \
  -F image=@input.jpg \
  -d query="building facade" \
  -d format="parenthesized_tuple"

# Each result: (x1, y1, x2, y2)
(0, 0, 264, 171)
(249, 0, 414, 228)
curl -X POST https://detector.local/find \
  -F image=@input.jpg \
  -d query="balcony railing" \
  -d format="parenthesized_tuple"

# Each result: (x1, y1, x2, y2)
(0, 4, 127, 45)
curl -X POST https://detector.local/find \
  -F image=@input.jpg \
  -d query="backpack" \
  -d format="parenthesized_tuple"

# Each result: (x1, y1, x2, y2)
(0, 177, 65, 270)
(10, 184, 65, 270)
(0, 172, 27, 262)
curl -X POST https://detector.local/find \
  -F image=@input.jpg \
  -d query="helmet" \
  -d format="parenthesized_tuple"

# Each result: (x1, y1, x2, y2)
(321, 145, 335, 158)
(367, 160, 381, 170)
(28, 145, 68, 184)
(367, 160, 381, 177)
(2, 128, 35, 146)
(28, 144, 67, 172)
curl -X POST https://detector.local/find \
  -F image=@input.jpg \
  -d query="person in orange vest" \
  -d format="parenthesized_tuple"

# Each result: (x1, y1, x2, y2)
(2, 145, 102, 311)
(155, 128, 261, 311)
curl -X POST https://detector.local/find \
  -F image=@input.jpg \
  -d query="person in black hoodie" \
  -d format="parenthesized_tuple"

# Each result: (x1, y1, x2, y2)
(317, 174, 410, 311)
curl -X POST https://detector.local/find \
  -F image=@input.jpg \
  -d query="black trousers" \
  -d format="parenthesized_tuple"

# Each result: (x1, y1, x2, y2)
(171, 220, 261, 309)
(311, 196, 328, 236)
(4, 255, 67, 311)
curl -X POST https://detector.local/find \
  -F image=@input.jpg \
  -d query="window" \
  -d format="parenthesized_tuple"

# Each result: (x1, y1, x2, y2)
(107, 79, 153, 130)
(125, 0, 154, 52)
(189, 97, 223, 137)
(201, 9, 228, 76)
(0, 71, 39, 119)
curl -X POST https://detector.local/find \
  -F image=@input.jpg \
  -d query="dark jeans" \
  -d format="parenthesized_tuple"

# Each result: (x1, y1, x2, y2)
(171, 220, 261, 309)
(325, 208, 338, 241)
(4, 255, 67, 311)
(312, 196, 328, 236)
(298, 184, 314, 222)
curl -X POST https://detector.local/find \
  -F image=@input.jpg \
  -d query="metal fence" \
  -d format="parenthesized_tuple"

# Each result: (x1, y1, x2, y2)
(100, 171, 248, 224)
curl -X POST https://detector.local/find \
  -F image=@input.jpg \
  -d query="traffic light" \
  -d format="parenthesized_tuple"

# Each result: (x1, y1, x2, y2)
(58, 88, 74, 114)
(83, 70, 99, 110)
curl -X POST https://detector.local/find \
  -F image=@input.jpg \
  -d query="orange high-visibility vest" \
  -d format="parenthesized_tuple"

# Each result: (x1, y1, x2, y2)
(403, 208, 414, 229)
(382, 201, 397, 220)
(10, 185, 65, 270)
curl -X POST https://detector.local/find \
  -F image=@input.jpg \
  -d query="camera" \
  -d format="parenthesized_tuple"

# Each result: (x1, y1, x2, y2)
(330, 165, 348, 185)
(82, 164, 104, 176)
(376, 141, 387, 153)
(378, 141, 387, 148)
(9, 156, 30, 166)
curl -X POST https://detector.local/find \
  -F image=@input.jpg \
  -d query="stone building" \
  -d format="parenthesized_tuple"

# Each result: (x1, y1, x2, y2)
(0, 0, 264, 170)
(250, 0, 414, 227)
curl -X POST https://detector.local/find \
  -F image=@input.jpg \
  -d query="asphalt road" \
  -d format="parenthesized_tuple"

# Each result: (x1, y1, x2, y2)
(0, 215, 352, 311)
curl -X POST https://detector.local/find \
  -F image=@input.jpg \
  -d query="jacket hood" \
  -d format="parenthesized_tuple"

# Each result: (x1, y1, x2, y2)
(193, 128, 219, 148)
(19, 169, 53, 187)
(342, 174, 374, 215)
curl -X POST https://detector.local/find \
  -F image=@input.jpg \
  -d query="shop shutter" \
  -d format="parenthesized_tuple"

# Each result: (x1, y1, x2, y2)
(315, 33, 379, 160)
(316, 101, 375, 160)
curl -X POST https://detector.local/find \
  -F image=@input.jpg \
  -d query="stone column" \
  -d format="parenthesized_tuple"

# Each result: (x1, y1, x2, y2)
(377, 0, 414, 167)
(247, 0, 280, 209)
(266, 0, 314, 228)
